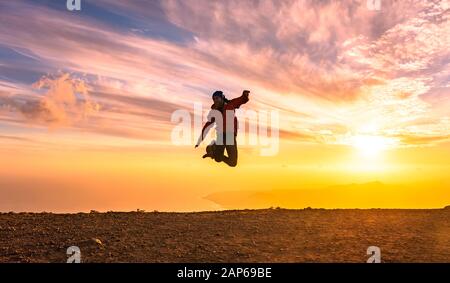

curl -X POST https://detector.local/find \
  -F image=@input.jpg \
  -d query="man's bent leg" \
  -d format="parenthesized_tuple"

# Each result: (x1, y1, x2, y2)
(223, 137, 238, 167)
(214, 144, 226, 163)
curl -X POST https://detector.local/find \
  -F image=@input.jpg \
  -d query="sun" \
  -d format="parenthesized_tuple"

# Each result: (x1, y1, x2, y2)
(350, 135, 395, 158)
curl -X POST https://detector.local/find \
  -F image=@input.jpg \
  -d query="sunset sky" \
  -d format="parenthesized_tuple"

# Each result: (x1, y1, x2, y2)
(0, 0, 449, 212)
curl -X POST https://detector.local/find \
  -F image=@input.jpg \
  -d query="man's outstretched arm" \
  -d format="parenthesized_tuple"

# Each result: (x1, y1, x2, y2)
(195, 118, 215, 148)
(227, 90, 250, 109)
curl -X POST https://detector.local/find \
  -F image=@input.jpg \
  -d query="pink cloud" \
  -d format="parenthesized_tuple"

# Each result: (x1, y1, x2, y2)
(0, 0, 449, 149)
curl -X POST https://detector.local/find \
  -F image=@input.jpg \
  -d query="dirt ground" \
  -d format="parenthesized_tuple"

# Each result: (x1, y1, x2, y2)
(0, 208, 449, 263)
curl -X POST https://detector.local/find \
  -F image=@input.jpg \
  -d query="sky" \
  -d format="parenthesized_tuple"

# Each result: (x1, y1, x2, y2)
(0, 0, 449, 212)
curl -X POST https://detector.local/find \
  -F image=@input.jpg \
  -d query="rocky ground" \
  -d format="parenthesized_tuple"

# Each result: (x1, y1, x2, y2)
(0, 208, 449, 263)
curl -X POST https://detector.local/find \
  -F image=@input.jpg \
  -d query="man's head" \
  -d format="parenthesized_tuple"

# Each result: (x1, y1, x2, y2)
(212, 90, 225, 109)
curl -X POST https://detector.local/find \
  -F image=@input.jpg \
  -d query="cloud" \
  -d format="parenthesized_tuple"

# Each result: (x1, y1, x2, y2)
(160, 0, 437, 100)
(0, 0, 449, 149)
(0, 135, 33, 142)
(0, 73, 100, 128)
(394, 134, 450, 146)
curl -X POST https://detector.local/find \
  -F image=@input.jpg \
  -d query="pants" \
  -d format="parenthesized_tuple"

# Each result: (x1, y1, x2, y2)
(214, 132, 238, 167)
